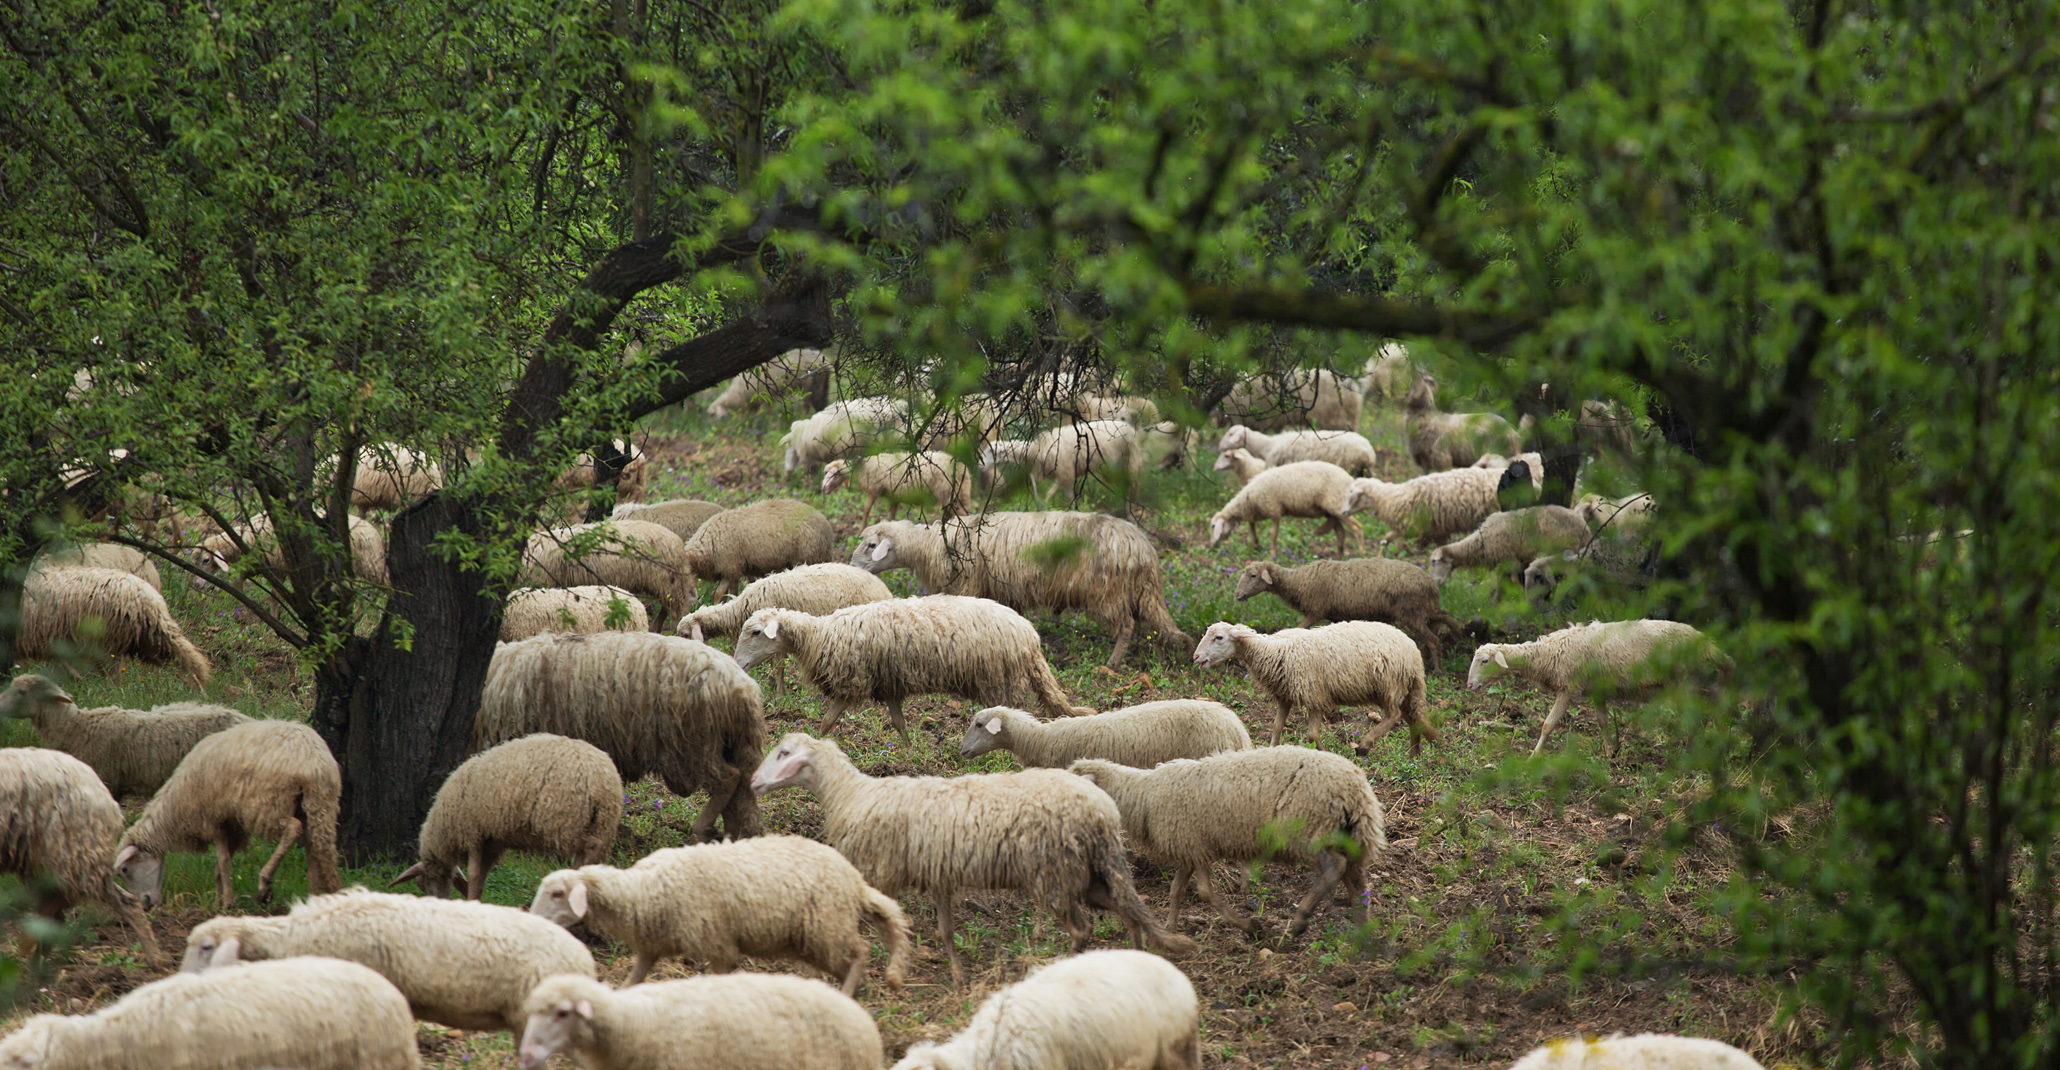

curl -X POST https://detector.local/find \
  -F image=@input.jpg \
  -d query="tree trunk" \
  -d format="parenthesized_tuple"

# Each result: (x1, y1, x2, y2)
(1516, 380, 1579, 508)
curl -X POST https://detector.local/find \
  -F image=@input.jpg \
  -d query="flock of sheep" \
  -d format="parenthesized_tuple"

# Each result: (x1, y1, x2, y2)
(0, 345, 1760, 1069)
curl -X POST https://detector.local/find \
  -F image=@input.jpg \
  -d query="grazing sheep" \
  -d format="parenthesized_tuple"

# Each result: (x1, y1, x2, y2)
(1072, 393, 1161, 426)
(474, 631, 765, 841)
(852, 511, 1188, 667)
(1428, 505, 1593, 585)
(977, 438, 1034, 489)
(959, 700, 1251, 769)
(914, 394, 1005, 451)
(820, 451, 974, 523)
(518, 973, 881, 1070)
(891, 950, 1200, 1070)
(1522, 532, 1658, 597)
(1471, 450, 1545, 476)
(1071, 746, 1385, 939)
(19, 567, 211, 685)
(528, 835, 911, 994)
(182, 889, 596, 1033)
(1342, 467, 1506, 545)
(1468, 619, 1727, 754)
(681, 498, 837, 600)
(1023, 419, 1144, 503)
(1509, 1033, 1766, 1070)
(1212, 447, 1269, 486)
(31, 543, 161, 591)
(780, 397, 909, 475)
(0, 957, 420, 1070)
(520, 519, 690, 628)
(350, 445, 442, 510)
(678, 563, 893, 698)
(1358, 342, 1418, 404)
(1216, 425, 1378, 475)
(0, 673, 249, 799)
(751, 734, 1195, 987)
(1142, 421, 1202, 470)
(0, 748, 161, 965)
(1193, 621, 1436, 752)
(199, 513, 389, 587)
(500, 585, 650, 642)
(707, 347, 831, 417)
(1576, 492, 1656, 534)
(1404, 376, 1522, 471)
(1208, 461, 1359, 557)
(114, 719, 342, 909)
(1233, 558, 1459, 668)
(1574, 398, 1640, 456)
(736, 596, 1090, 738)
(393, 734, 622, 900)
(612, 498, 727, 543)
(1215, 369, 1362, 432)
(557, 439, 649, 505)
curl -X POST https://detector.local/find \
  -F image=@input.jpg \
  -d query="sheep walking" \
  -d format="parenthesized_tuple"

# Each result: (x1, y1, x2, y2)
(1216, 424, 1377, 475)
(1509, 1033, 1766, 1070)
(519, 973, 882, 1070)
(892, 950, 1201, 1070)
(781, 397, 908, 475)
(520, 519, 690, 628)
(960, 701, 1251, 769)
(0, 673, 249, 799)
(1194, 621, 1437, 752)
(1233, 558, 1459, 668)
(1405, 376, 1522, 470)
(500, 584, 650, 642)
(19, 567, 211, 686)
(394, 733, 622, 899)
(0, 748, 161, 966)
(1214, 369, 1361, 432)
(678, 563, 894, 697)
(681, 498, 838, 600)
(1428, 505, 1593, 586)
(1022, 419, 1145, 502)
(751, 733, 1196, 987)
(1468, 619, 1727, 754)
(1209, 461, 1360, 557)
(1342, 467, 1507, 545)
(821, 451, 974, 522)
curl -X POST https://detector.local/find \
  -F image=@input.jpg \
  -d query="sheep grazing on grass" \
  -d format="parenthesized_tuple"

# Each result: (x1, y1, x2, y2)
(556, 439, 649, 505)
(612, 498, 727, 543)
(1215, 369, 1362, 432)
(891, 950, 1200, 1070)
(0, 673, 249, 799)
(31, 543, 161, 591)
(706, 347, 831, 418)
(518, 973, 881, 1070)
(199, 513, 389, 587)
(114, 719, 342, 909)
(1468, 619, 1728, 754)
(1194, 621, 1436, 753)
(500, 584, 650, 642)
(736, 596, 1090, 739)
(520, 519, 690, 629)
(961, 701, 1251, 769)
(681, 498, 837, 600)
(350, 445, 442, 511)
(0, 749, 161, 966)
(821, 451, 974, 523)
(1073, 393, 1161, 426)
(1209, 461, 1359, 557)
(529, 835, 911, 994)
(1023, 419, 1144, 503)
(1509, 1033, 1767, 1070)
(1216, 424, 1378, 476)
(678, 563, 893, 697)
(1404, 376, 1522, 471)
(1576, 492, 1656, 534)
(1359, 342, 1418, 404)
(1071, 746, 1385, 940)
(19, 567, 211, 686)
(852, 511, 1188, 667)
(183, 889, 595, 1033)
(1342, 467, 1506, 545)
(394, 733, 622, 900)
(1523, 532, 1658, 598)
(780, 397, 909, 475)
(475, 631, 765, 841)
(1213, 446, 1270, 487)
(1428, 505, 1593, 586)
(1233, 558, 1459, 668)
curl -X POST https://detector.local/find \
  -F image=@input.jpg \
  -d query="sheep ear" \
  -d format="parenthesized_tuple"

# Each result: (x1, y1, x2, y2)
(1492, 649, 1508, 668)
(113, 845, 137, 870)
(986, 717, 1003, 734)
(1228, 624, 1259, 638)
(871, 537, 894, 562)
(574, 999, 594, 1020)
(762, 618, 779, 640)
(689, 622, 704, 642)
(567, 881, 589, 919)
(209, 936, 240, 968)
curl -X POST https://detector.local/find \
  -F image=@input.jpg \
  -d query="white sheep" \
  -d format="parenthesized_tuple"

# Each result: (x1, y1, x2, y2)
(0, 673, 249, 799)
(677, 562, 893, 697)
(198, 513, 389, 587)
(1576, 492, 1656, 534)
(1232, 558, 1459, 667)
(1342, 467, 1506, 545)
(1358, 342, 1417, 404)
(1216, 424, 1378, 475)
(1022, 419, 1144, 503)
(913, 393, 1006, 451)
(977, 438, 1032, 489)
(518, 972, 881, 1070)
(959, 700, 1251, 769)
(19, 567, 211, 686)
(1509, 1033, 1767, 1070)
(891, 950, 1200, 1070)
(30, 542, 161, 591)
(707, 347, 830, 417)
(520, 519, 690, 628)
(1072, 393, 1161, 425)
(0, 748, 162, 966)
(780, 396, 909, 474)
(350, 444, 442, 511)
(1427, 505, 1594, 585)
(1208, 461, 1360, 557)
(528, 835, 911, 993)
(1193, 621, 1436, 752)
(555, 439, 649, 507)
(820, 451, 974, 523)
(1212, 447, 1269, 486)
(500, 584, 650, 642)
(1215, 369, 1362, 431)
(1404, 375, 1522, 470)
(393, 733, 622, 900)
(612, 498, 727, 543)
(680, 498, 838, 600)
(1468, 619, 1727, 754)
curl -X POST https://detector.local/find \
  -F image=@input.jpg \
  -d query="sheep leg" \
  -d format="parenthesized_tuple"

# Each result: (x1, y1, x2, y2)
(840, 954, 866, 997)
(256, 816, 303, 903)
(817, 697, 855, 736)
(1287, 852, 1346, 941)
(1345, 852, 1369, 929)
(1303, 704, 1334, 743)
(1267, 701, 1292, 746)
(1105, 615, 1134, 669)
(693, 766, 744, 842)
(214, 840, 237, 909)
(885, 699, 909, 741)
(935, 895, 967, 989)
(1165, 867, 1192, 929)
(1357, 707, 1406, 754)
(1533, 691, 1576, 755)
(860, 497, 876, 526)
(465, 846, 486, 901)
(1269, 518, 1281, 557)
(1195, 868, 1261, 938)
(627, 951, 659, 985)
(1248, 520, 1261, 552)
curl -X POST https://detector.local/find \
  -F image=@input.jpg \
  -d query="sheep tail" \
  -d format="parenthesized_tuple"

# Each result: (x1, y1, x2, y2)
(1136, 589, 1191, 653)
(1026, 659, 1094, 718)
(861, 886, 913, 989)
(1404, 671, 1439, 745)
(1093, 833, 1198, 955)
(170, 632, 213, 688)
(301, 788, 343, 894)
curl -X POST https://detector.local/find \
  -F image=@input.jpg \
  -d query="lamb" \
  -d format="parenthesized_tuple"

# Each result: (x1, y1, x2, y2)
(681, 498, 837, 600)
(350, 445, 442, 510)
(1216, 424, 1378, 475)
(1404, 376, 1522, 470)
(199, 513, 389, 587)
(891, 950, 1200, 1070)
(780, 396, 908, 474)
(0, 673, 249, 799)
(528, 835, 911, 994)
(1022, 418, 1144, 502)
(959, 700, 1250, 769)
(1577, 492, 1656, 534)
(706, 347, 831, 417)
(18, 567, 211, 685)
(1208, 461, 1360, 557)
(520, 519, 690, 627)
(1233, 558, 1459, 668)
(393, 733, 622, 900)
(820, 451, 974, 523)
(1342, 466, 1506, 545)
(1070, 746, 1386, 939)
(739, 595, 1091, 737)
(1215, 369, 1362, 432)
(500, 584, 650, 642)
(518, 973, 881, 1070)
(0, 748, 161, 965)
(1468, 619, 1727, 754)
(557, 439, 649, 504)
(677, 563, 893, 697)
(1212, 447, 1269, 486)
(751, 733, 1195, 987)
(1358, 342, 1417, 404)
(1509, 1033, 1767, 1070)
(851, 511, 1188, 667)
(1193, 620, 1437, 752)
(30, 542, 161, 590)
(612, 498, 727, 543)
(0, 957, 420, 1070)
(474, 631, 765, 841)
(114, 719, 342, 909)
(1428, 505, 1594, 585)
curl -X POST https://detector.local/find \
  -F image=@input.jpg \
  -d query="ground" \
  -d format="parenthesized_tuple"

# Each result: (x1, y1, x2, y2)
(0, 396, 1843, 1068)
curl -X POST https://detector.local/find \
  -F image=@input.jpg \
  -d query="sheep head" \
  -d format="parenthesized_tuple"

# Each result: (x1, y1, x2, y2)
(1231, 562, 1280, 601)
(519, 976, 607, 1070)
(732, 610, 792, 670)
(528, 870, 590, 927)
(112, 844, 166, 910)
(1215, 424, 1250, 453)
(752, 732, 827, 795)
(0, 674, 69, 721)
(849, 529, 899, 572)
(1467, 645, 1512, 689)
(820, 459, 851, 494)
(1193, 621, 1259, 667)
(959, 708, 1023, 759)
(1427, 548, 1455, 584)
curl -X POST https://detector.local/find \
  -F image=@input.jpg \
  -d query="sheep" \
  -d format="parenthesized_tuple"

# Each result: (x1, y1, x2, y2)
(612, 498, 727, 543)
(520, 519, 690, 628)
(0, 673, 250, 799)
(1022, 419, 1144, 503)
(500, 584, 650, 643)
(1472, 450, 1546, 479)
(1070, 746, 1385, 939)
(393, 733, 622, 900)
(977, 438, 1033, 488)
(1574, 398, 1640, 456)
(474, 631, 765, 841)
(17, 567, 211, 686)
(0, 748, 161, 966)
(1468, 619, 1727, 754)
(891, 949, 1200, 1070)
(915, 394, 1005, 451)
(1577, 491, 1656, 534)
(0, 957, 420, 1069)
(1233, 558, 1459, 668)
(1342, 467, 1506, 545)
(1073, 393, 1161, 426)
(820, 451, 974, 523)
(528, 835, 911, 994)
(681, 498, 837, 600)
(677, 563, 893, 697)
(113, 718, 341, 909)
(734, 596, 1091, 738)
(1212, 447, 1269, 486)
(750, 733, 1196, 987)
(706, 347, 831, 417)
(557, 439, 649, 504)
(1358, 342, 1417, 404)
(1404, 375, 1522, 470)
(30, 542, 161, 591)
(959, 700, 1251, 769)
(1522, 532, 1659, 597)
(350, 444, 442, 510)
(1193, 620, 1437, 752)
(199, 513, 390, 587)
(851, 511, 1188, 667)
(780, 397, 908, 475)
(1141, 420, 1201, 470)
(1208, 461, 1360, 557)
(1426, 505, 1593, 587)
(1509, 1033, 1767, 1070)
(518, 973, 881, 1070)
(1216, 424, 1378, 475)
(1215, 369, 1362, 432)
